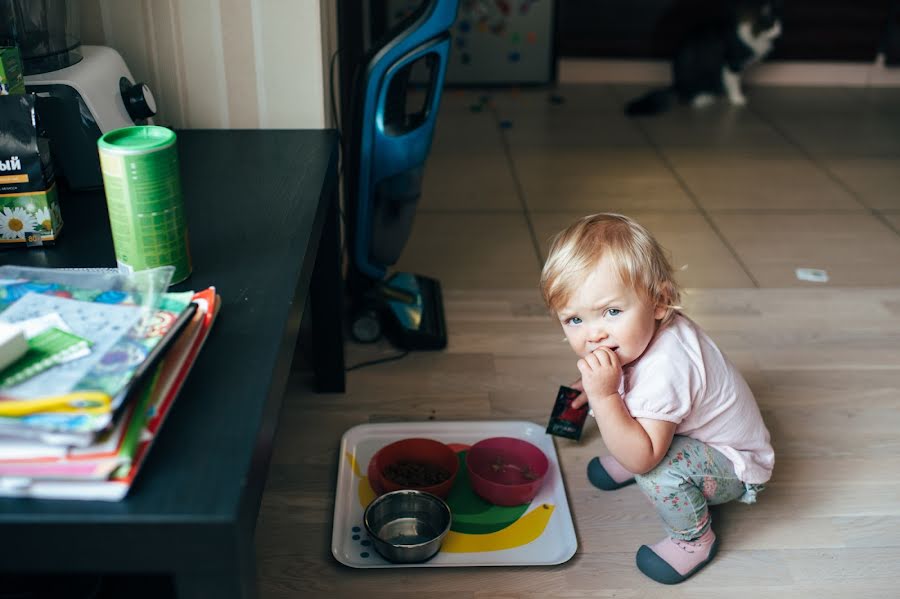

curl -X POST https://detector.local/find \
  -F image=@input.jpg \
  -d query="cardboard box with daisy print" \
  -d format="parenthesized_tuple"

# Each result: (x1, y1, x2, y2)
(0, 94, 63, 247)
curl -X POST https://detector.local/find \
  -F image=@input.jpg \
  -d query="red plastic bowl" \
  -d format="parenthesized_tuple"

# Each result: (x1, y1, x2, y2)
(465, 437, 550, 506)
(367, 438, 459, 499)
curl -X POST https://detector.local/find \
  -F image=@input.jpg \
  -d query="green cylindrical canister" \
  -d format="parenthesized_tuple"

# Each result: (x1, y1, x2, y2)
(97, 126, 192, 283)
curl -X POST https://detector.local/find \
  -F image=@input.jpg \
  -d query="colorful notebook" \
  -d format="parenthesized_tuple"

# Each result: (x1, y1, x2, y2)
(0, 281, 195, 443)
(0, 288, 220, 500)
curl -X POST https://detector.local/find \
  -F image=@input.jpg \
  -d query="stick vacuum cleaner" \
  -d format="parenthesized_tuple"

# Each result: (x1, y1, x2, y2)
(345, 0, 458, 350)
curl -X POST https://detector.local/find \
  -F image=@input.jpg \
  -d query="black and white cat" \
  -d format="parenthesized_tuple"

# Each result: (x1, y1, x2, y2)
(625, 0, 782, 116)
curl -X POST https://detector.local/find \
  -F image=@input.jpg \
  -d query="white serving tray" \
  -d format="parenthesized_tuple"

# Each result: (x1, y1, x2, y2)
(331, 420, 578, 568)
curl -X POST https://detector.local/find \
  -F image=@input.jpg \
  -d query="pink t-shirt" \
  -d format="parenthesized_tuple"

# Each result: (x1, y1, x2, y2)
(620, 313, 774, 484)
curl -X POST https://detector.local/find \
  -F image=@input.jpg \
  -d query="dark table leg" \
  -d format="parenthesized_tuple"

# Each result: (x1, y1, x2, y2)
(173, 545, 256, 599)
(174, 572, 254, 599)
(309, 186, 346, 393)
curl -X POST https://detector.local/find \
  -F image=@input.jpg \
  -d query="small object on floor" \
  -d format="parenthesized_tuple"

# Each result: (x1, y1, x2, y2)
(795, 267, 829, 283)
(586, 455, 636, 490)
(549, 93, 565, 105)
(469, 94, 490, 112)
(546, 385, 589, 440)
(636, 528, 719, 584)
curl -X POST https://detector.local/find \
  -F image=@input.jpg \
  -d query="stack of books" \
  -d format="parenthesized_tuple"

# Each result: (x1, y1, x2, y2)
(0, 266, 220, 500)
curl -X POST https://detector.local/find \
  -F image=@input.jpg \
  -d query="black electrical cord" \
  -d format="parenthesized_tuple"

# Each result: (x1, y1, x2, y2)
(328, 46, 346, 176)
(328, 46, 348, 244)
(328, 46, 363, 266)
(345, 350, 410, 372)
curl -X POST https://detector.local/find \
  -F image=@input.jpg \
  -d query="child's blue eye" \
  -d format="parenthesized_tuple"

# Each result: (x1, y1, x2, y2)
(607, 309, 621, 317)
(566, 316, 582, 325)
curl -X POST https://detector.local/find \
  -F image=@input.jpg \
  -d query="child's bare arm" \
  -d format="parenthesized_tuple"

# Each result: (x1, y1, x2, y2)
(594, 398, 676, 474)
(577, 347, 676, 473)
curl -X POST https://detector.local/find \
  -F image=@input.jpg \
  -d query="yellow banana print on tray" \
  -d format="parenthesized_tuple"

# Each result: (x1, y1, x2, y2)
(346, 451, 377, 507)
(441, 503, 554, 553)
(345, 450, 554, 554)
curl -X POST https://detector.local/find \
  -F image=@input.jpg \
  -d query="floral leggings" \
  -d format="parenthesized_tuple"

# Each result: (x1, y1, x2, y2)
(634, 435, 764, 541)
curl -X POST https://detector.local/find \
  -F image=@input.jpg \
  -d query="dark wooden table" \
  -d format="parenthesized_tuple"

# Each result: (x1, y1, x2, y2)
(0, 129, 344, 598)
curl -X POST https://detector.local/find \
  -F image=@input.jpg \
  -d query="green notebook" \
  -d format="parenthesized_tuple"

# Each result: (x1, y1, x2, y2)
(0, 327, 92, 388)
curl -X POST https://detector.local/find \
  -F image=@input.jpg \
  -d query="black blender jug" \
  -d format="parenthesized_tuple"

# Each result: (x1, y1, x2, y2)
(1, 0, 156, 190)
(5, 0, 82, 74)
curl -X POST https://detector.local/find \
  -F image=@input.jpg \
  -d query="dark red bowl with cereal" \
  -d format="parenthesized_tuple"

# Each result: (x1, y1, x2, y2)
(367, 438, 459, 500)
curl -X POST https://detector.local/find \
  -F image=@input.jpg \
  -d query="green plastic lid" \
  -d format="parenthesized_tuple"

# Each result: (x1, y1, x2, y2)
(98, 125, 176, 154)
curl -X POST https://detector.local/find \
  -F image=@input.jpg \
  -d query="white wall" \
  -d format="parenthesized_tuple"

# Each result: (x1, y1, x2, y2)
(81, 0, 336, 129)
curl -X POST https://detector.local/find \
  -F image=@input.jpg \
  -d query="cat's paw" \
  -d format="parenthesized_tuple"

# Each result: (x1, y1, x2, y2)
(692, 94, 717, 109)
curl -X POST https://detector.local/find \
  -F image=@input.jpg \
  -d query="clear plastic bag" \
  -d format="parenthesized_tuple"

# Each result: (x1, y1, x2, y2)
(0, 266, 186, 439)
(0, 265, 175, 320)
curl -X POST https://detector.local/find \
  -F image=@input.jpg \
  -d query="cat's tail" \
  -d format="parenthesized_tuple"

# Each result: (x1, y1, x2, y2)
(624, 87, 674, 117)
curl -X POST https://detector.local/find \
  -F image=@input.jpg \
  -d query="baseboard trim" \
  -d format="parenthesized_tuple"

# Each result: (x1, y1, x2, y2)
(559, 56, 900, 87)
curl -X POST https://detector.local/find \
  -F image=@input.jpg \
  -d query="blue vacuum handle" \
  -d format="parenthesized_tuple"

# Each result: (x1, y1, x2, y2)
(372, 36, 451, 184)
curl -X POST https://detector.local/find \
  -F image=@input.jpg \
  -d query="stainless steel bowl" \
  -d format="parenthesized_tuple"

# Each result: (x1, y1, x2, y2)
(363, 490, 452, 563)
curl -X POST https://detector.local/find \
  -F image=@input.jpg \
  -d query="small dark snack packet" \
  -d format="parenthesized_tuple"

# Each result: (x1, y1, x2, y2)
(546, 385, 590, 440)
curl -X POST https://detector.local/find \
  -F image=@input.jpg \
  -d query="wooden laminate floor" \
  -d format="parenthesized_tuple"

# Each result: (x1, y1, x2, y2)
(256, 85, 900, 598)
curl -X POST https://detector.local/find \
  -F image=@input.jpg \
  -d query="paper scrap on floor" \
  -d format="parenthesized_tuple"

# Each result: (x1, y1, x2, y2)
(795, 268, 829, 283)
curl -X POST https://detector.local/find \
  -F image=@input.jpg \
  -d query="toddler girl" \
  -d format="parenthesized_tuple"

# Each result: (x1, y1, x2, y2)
(541, 213, 773, 584)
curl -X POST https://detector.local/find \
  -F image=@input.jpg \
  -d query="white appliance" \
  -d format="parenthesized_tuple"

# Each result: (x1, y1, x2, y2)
(24, 45, 157, 189)
(26, 45, 156, 134)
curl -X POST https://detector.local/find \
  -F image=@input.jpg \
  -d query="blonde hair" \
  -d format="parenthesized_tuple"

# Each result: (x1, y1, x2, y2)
(540, 213, 681, 325)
